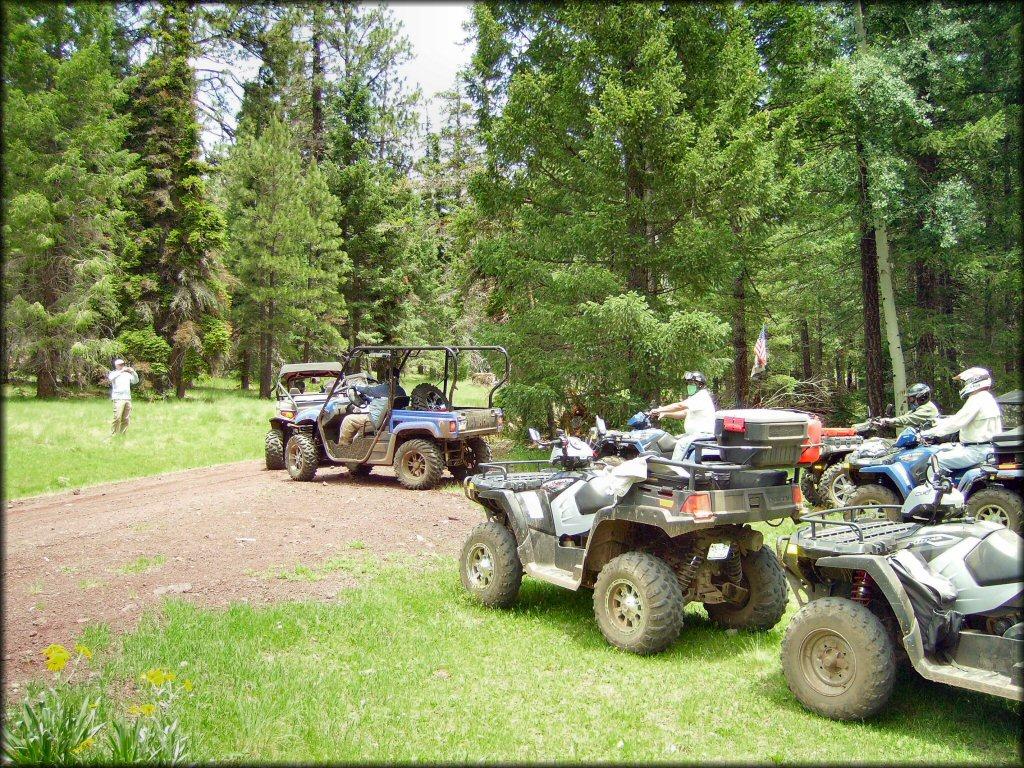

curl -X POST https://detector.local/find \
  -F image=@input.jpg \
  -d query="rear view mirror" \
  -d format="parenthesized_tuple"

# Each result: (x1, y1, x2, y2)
(927, 453, 940, 481)
(527, 427, 541, 444)
(595, 417, 606, 435)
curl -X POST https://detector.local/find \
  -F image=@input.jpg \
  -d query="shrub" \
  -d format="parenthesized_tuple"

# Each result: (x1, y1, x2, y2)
(116, 326, 171, 390)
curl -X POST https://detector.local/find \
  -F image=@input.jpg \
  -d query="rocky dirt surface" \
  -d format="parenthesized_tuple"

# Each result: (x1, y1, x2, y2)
(2, 461, 478, 694)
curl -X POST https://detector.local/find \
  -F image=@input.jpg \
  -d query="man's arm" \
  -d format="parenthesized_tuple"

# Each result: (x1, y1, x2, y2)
(923, 398, 977, 438)
(887, 403, 936, 429)
(128, 370, 139, 385)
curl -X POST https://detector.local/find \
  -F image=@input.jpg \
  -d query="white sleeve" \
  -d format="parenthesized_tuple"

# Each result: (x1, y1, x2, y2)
(107, 371, 117, 382)
(926, 396, 979, 437)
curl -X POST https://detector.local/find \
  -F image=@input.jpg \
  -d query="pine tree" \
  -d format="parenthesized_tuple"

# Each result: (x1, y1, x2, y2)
(3, 3, 137, 396)
(121, 2, 228, 398)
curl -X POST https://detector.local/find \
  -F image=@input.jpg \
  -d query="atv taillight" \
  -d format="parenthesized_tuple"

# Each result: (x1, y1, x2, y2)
(792, 485, 803, 505)
(446, 420, 459, 434)
(723, 416, 746, 433)
(681, 493, 713, 520)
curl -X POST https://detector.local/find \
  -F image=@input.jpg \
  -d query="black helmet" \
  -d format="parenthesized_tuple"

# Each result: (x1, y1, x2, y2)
(684, 371, 707, 389)
(906, 382, 931, 408)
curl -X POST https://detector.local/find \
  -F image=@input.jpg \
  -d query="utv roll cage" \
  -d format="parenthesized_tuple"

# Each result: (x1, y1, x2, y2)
(337, 345, 510, 409)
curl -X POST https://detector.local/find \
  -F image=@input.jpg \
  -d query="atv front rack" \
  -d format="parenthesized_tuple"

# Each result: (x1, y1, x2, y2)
(784, 507, 921, 556)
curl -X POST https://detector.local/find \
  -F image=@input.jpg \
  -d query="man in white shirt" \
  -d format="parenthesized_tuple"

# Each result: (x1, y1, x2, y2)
(921, 367, 1003, 472)
(107, 358, 140, 435)
(650, 371, 717, 462)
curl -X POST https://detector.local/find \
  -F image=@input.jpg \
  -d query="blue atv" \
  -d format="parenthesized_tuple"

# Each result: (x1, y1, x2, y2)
(846, 426, 1022, 530)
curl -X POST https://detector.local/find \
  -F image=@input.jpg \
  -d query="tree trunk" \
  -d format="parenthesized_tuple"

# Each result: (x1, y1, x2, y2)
(35, 348, 59, 398)
(240, 346, 251, 391)
(875, 224, 907, 413)
(732, 273, 749, 408)
(259, 331, 274, 399)
(310, 9, 325, 163)
(800, 318, 813, 380)
(914, 256, 938, 384)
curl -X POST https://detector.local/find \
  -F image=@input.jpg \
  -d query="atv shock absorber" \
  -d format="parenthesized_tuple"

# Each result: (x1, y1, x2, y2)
(677, 552, 705, 595)
(850, 570, 875, 605)
(722, 549, 743, 584)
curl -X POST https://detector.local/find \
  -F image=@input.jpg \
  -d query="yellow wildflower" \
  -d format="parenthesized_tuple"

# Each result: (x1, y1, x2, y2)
(42, 644, 71, 673)
(142, 667, 171, 686)
(71, 736, 95, 754)
(127, 703, 157, 717)
(182, 678, 193, 693)
(75, 644, 93, 660)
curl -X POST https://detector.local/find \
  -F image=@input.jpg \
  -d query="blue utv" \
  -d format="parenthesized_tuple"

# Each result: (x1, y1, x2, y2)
(274, 346, 509, 490)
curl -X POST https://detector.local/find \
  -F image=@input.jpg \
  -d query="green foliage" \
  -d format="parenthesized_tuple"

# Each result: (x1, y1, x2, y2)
(116, 327, 172, 386)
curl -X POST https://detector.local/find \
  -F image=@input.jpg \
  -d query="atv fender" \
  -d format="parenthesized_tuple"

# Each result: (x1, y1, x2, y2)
(270, 416, 294, 431)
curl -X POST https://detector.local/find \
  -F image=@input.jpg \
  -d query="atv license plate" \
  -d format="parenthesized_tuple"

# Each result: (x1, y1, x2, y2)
(707, 542, 731, 561)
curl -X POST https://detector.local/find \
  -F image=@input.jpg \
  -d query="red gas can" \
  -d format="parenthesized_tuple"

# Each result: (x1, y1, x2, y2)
(798, 415, 823, 464)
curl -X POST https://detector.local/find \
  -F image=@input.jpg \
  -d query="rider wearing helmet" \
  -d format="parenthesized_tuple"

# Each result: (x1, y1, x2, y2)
(921, 367, 1003, 473)
(878, 382, 940, 430)
(650, 371, 717, 462)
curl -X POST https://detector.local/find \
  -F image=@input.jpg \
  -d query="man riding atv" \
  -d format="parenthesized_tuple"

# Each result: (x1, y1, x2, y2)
(650, 371, 717, 462)
(922, 367, 1003, 473)
(876, 382, 939, 432)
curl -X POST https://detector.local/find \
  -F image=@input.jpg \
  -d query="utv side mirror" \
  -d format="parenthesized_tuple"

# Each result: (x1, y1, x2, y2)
(595, 416, 607, 435)
(527, 427, 541, 444)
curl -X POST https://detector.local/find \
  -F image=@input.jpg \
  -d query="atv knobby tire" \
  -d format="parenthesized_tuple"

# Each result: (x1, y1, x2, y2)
(594, 551, 684, 655)
(449, 437, 492, 481)
(346, 462, 374, 477)
(265, 429, 285, 470)
(705, 546, 788, 632)
(818, 461, 856, 507)
(966, 487, 1022, 532)
(460, 521, 522, 608)
(799, 467, 824, 507)
(781, 597, 897, 720)
(285, 432, 318, 482)
(847, 484, 901, 521)
(393, 438, 445, 490)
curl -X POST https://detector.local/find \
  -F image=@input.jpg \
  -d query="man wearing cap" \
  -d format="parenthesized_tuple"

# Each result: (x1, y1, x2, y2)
(921, 367, 1003, 473)
(651, 371, 718, 462)
(107, 359, 139, 435)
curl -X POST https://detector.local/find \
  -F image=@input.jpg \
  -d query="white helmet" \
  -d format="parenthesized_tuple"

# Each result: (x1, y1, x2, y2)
(954, 367, 992, 399)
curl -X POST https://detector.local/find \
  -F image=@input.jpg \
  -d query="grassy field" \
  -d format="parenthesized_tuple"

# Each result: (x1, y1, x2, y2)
(2, 374, 495, 499)
(49, 544, 1019, 764)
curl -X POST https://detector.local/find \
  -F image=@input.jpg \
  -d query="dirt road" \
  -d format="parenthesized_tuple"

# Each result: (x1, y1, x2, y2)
(2, 461, 478, 691)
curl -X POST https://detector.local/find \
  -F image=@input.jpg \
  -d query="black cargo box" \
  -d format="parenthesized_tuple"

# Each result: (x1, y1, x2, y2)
(992, 426, 1023, 462)
(714, 409, 809, 468)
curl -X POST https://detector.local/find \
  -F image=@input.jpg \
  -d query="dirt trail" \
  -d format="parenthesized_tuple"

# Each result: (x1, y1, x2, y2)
(2, 461, 477, 692)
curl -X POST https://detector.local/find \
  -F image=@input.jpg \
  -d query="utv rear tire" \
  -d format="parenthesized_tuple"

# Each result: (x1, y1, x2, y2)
(705, 547, 788, 632)
(393, 439, 445, 490)
(819, 462, 856, 507)
(265, 429, 285, 470)
(966, 487, 1022, 532)
(449, 437, 492, 481)
(594, 552, 684, 655)
(781, 597, 896, 720)
(285, 432, 318, 482)
(460, 521, 522, 608)
(847, 484, 901, 521)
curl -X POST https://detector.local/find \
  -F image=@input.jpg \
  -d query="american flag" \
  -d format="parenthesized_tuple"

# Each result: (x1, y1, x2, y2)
(750, 325, 768, 378)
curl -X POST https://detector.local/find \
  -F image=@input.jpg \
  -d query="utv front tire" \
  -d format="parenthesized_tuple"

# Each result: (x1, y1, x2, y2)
(781, 597, 896, 720)
(285, 432, 318, 482)
(594, 551, 684, 655)
(393, 439, 445, 490)
(460, 521, 522, 608)
(966, 487, 1022, 532)
(705, 547, 788, 632)
(449, 437, 492, 481)
(265, 429, 285, 470)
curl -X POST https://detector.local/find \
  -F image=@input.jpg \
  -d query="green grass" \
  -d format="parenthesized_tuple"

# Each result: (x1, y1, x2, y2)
(116, 555, 167, 576)
(61, 551, 1019, 764)
(3, 377, 270, 499)
(3, 373, 497, 500)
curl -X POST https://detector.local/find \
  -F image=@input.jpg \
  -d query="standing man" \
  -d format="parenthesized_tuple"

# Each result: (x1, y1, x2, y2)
(107, 358, 139, 436)
(921, 367, 1002, 472)
(650, 371, 718, 462)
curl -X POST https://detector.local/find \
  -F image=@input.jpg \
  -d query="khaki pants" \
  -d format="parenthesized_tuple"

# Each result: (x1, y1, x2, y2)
(112, 399, 132, 435)
(339, 413, 372, 445)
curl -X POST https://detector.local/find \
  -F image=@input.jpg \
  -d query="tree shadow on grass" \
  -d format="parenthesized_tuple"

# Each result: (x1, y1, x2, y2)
(753, 663, 1022, 759)
(491, 577, 771, 662)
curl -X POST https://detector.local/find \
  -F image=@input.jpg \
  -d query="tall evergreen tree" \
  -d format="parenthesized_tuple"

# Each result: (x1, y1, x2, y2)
(121, 2, 228, 398)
